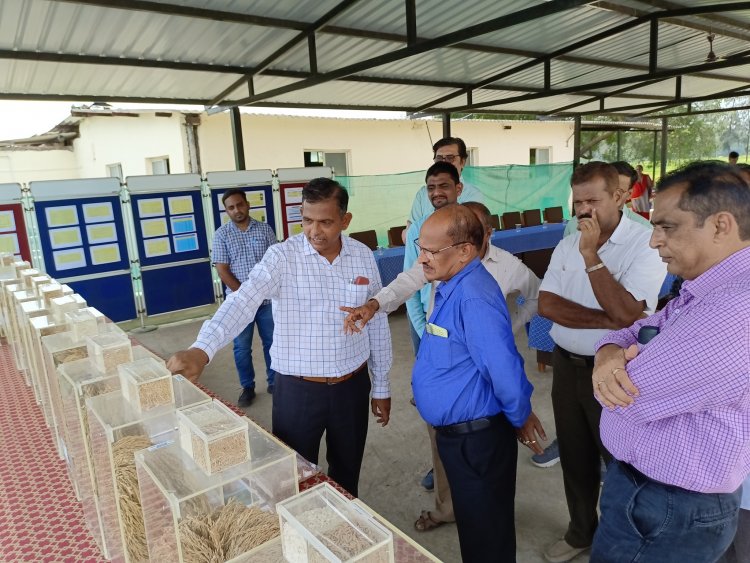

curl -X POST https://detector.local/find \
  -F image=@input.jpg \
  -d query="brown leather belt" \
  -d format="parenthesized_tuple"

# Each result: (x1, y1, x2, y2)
(297, 363, 366, 385)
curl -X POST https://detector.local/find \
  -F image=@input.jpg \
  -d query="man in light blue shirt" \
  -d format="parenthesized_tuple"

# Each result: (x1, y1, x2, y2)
(406, 136, 484, 228)
(404, 161, 465, 352)
(412, 204, 544, 563)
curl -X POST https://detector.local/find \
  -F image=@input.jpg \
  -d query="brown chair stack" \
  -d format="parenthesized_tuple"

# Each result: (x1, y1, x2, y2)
(501, 211, 523, 230)
(387, 226, 406, 247)
(349, 230, 378, 250)
(544, 206, 564, 223)
(522, 209, 542, 227)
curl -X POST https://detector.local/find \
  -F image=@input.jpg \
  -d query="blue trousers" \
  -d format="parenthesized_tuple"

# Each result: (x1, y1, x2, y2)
(233, 301, 275, 390)
(591, 460, 741, 563)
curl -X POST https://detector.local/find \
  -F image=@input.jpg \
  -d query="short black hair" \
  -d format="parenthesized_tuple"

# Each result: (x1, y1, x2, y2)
(461, 201, 492, 231)
(425, 161, 460, 184)
(442, 204, 484, 251)
(570, 161, 619, 194)
(610, 161, 638, 189)
(433, 137, 468, 159)
(729, 151, 740, 159)
(657, 161, 750, 240)
(302, 177, 349, 215)
(221, 188, 247, 205)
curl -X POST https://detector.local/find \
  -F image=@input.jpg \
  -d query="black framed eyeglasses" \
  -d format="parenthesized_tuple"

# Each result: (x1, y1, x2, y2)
(433, 154, 460, 163)
(414, 240, 470, 260)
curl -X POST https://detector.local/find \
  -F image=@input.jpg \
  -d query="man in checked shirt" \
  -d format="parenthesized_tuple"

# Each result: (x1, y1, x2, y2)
(168, 178, 392, 497)
(592, 161, 750, 562)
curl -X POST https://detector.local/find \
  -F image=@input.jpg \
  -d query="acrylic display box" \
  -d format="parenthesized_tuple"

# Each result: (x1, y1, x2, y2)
(86, 331, 133, 374)
(29, 315, 70, 429)
(18, 299, 51, 403)
(50, 294, 87, 323)
(119, 357, 175, 414)
(277, 483, 394, 563)
(177, 400, 250, 475)
(65, 307, 104, 342)
(9, 288, 42, 377)
(86, 377, 212, 562)
(39, 282, 67, 307)
(136, 415, 298, 563)
(19, 267, 40, 290)
(29, 274, 52, 293)
(0, 272, 21, 337)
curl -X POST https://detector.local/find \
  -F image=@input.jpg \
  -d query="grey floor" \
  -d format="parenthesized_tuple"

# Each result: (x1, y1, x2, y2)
(125, 308, 591, 563)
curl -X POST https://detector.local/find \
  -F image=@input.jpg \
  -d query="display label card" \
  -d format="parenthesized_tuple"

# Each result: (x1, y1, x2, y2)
(144, 237, 171, 258)
(284, 187, 303, 204)
(170, 215, 196, 234)
(141, 218, 168, 239)
(0, 210, 16, 232)
(173, 233, 199, 253)
(86, 223, 118, 244)
(168, 195, 194, 215)
(0, 233, 19, 254)
(53, 248, 86, 271)
(289, 222, 303, 236)
(286, 205, 302, 222)
(249, 209, 267, 223)
(50, 227, 83, 249)
(137, 198, 166, 218)
(82, 202, 114, 224)
(90, 243, 121, 266)
(46, 206, 79, 227)
(247, 191, 265, 208)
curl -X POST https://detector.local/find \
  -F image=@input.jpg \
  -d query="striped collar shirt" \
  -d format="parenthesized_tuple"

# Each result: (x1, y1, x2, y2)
(211, 219, 277, 298)
(194, 234, 392, 398)
(596, 246, 750, 493)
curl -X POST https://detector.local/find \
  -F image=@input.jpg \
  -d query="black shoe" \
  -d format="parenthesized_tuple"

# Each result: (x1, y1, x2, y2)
(238, 388, 256, 407)
(267, 384, 274, 395)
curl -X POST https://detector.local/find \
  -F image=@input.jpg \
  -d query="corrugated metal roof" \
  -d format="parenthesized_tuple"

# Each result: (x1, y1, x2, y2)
(0, 0, 747, 116)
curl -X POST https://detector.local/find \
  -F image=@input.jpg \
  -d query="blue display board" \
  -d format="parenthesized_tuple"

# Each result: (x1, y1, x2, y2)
(129, 187, 214, 315)
(33, 195, 136, 322)
(210, 184, 276, 235)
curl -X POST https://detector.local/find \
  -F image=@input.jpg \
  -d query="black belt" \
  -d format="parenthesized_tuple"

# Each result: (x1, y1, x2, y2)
(435, 413, 503, 436)
(556, 345, 595, 367)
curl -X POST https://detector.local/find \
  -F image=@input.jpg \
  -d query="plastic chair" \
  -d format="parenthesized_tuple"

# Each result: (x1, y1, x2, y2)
(544, 206, 564, 223)
(522, 209, 542, 226)
(501, 211, 523, 230)
(387, 226, 406, 247)
(488, 214, 501, 231)
(349, 230, 378, 250)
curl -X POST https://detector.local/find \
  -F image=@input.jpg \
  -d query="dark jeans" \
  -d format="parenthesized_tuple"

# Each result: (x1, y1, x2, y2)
(272, 365, 370, 497)
(551, 346, 612, 548)
(592, 461, 741, 563)
(720, 508, 750, 563)
(436, 414, 518, 563)
(233, 301, 275, 389)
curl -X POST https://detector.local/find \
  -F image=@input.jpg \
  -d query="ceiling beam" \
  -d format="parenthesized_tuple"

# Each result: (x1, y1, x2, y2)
(207, 0, 363, 106)
(52, 0, 308, 29)
(437, 55, 750, 113)
(225, 0, 593, 107)
(544, 77, 672, 115)
(411, 2, 750, 113)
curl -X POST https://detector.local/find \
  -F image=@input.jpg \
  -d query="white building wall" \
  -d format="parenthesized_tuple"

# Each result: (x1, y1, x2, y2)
(73, 113, 190, 179)
(0, 149, 79, 184)
(197, 114, 575, 176)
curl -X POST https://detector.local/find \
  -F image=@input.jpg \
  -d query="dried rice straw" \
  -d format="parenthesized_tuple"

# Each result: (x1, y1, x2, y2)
(113, 434, 152, 563)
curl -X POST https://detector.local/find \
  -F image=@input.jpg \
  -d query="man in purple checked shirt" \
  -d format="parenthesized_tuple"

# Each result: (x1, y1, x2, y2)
(592, 161, 750, 563)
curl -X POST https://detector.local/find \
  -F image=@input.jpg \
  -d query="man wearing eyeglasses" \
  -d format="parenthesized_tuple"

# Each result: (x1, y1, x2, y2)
(409, 203, 543, 563)
(405, 137, 484, 237)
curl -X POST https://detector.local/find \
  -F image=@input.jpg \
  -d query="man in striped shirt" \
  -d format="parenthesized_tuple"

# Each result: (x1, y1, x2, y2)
(593, 161, 750, 562)
(168, 178, 392, 496)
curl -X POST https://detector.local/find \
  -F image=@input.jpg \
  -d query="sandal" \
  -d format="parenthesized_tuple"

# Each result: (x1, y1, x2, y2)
(414, 510, 445, 532)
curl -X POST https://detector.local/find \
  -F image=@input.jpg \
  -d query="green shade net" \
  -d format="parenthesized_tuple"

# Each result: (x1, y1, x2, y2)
(339, 162, 573, 247)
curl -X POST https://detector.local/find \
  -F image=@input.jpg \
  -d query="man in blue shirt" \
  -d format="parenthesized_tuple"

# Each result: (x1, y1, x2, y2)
(212, 189, 277, 406)
(412, 204, 545, 563)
